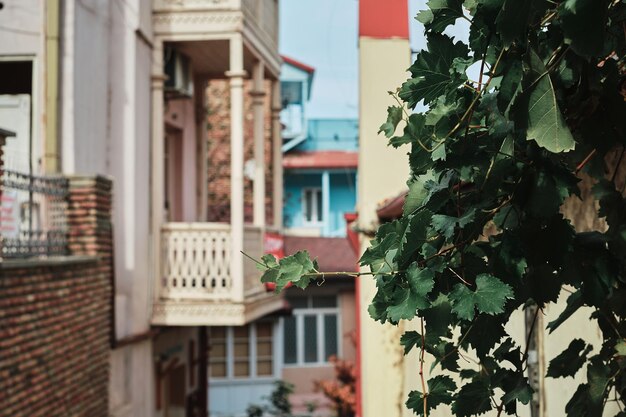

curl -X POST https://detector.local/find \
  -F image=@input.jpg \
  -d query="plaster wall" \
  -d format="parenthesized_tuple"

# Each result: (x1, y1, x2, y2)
(59, 0, 154, 415)
(357, 36, 413, 417)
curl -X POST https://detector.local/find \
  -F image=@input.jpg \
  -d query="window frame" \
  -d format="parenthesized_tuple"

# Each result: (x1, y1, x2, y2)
(301, 187, 323, 226)
(280, 295, 342, 367)
(208, 321, 279, 382)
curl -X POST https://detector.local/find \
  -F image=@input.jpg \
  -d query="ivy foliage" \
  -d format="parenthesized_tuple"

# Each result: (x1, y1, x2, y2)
(259, 0, 626, 415)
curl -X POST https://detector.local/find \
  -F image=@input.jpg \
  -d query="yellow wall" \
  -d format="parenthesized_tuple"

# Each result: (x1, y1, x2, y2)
(357, 36, 415, 417)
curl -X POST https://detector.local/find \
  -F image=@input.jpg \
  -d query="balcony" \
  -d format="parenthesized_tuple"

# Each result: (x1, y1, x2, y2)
(152, 223, 284, 326)
(152, 0, 280, 77)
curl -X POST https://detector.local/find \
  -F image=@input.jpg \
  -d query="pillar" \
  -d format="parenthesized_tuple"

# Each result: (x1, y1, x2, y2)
(226, 33, 246, 303)
(358, 1, 411, 416)
(251, 61, 266, 227)
(271, 81, 283, 229)
(322, 170, 330, 236)
(151, 38, 166, 300)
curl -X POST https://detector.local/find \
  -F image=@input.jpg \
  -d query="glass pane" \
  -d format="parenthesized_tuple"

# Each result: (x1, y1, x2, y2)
(234, 341, 249, 358)
(210, 362, 226, 378)
(210, 326, 227, 338)
(305, 190, 312, 222)
(304, 315, 318, 363)
(316, 189, 323, 221)
(234, 360, 249, 377)
(287, 297, 307, 309)
(257, 360, 273, 376)
(233, 325, 249, 338)
(283, 316, 297, 364)
(256, 322, 272, 337)
(257, 340, 272, 356)
(210, 342, 226, 359)
(312, 296, 337, 308)
(324, 314, 338, 360)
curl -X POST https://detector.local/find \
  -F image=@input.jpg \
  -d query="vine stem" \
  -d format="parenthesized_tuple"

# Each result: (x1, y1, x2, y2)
(420, 317, 428, 417)
(575, 149, 597, 174)
(444, 48, 506, 141)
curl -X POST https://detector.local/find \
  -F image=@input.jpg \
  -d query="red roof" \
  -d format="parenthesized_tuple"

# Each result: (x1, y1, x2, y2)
(281, 55, 315, 74)
(284, 236, 358, 273)
(283, 151, 358, 169)
(376, 191, 407, 221)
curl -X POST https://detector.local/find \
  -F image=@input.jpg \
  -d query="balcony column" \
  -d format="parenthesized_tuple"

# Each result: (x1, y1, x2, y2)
(151, 38, 167, 300)
(271, 81, 283, 229)
(251, 61, 266, 227)
(322, 170, 330, 236)
(226, 33, 246, 303)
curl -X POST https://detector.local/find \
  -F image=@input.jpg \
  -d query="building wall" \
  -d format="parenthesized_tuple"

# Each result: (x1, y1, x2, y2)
(58, 1, 155, 416)
(357, 35, 414, 417)
(0, 260, 111, 417)
(283, 171, 356, 237)
(295, 119, 359, 152)
(206, 79, 275, 225)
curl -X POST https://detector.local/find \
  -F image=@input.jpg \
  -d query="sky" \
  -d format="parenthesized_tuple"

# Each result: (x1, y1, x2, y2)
(279, 1, 470, 120)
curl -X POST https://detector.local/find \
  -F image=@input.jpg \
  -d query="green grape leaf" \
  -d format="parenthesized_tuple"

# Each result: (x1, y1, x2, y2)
(386, 264, 435, 321)
(379, 106, 404, 138)
(473, 274, 514, 315)
(259, 251, 318, 292)
(400, 331, 422, 355)
(495, 0, 531, 46)
(400, 34, 470, 107)
(416, 0, 464, 33)
(525, 50, 575, 153)
(559, 0, 608, 57)
(452, 378, 492, 417)
(406, 375, 457, 416)
(450, 274, 514, 320)
(390, 114, 427, 148)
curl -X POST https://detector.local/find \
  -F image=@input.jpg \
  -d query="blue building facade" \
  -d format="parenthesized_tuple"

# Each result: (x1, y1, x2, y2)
(280, 57, 359, 238)
(282, 118, 358, 237)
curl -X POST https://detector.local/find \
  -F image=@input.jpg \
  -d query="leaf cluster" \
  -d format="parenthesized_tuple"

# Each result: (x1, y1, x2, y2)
(259, 0, 626, 415)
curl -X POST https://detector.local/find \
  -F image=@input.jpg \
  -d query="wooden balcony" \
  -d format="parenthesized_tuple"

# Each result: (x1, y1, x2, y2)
(151, 222, 284, 326)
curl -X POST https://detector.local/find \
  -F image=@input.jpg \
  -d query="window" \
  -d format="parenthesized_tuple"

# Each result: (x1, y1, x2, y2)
(302, 188, 323, 225)
(282, 295, 339, 366)
(208, 322, 275, 379)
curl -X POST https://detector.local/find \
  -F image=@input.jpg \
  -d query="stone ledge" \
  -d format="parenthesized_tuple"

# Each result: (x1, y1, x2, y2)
(0, 255, 101, 270)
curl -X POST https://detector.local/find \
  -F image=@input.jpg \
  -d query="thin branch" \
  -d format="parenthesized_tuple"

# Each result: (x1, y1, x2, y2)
(448, 267, 471, 286)
(420, 317, 428, 417)
(575, 149, 597, 174)
(521, 307, 540, 372)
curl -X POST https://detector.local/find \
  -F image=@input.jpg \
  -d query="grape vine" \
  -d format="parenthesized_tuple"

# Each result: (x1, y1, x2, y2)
(257, 0, 626, 415)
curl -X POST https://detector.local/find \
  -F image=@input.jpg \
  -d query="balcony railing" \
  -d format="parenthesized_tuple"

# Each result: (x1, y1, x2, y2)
(159, 222, 265, 302)
(0, 170, 69, 258)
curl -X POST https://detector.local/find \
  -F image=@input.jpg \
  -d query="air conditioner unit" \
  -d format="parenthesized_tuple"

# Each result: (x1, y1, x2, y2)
(163, 47, 193, 98)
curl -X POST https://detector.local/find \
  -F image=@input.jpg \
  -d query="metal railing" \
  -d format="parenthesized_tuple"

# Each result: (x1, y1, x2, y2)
(0, 169, 69, 258)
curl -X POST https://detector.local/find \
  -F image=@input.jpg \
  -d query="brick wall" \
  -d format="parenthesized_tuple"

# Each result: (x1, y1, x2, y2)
(206, 79, 275, 224)
(0, 175, 113, 417)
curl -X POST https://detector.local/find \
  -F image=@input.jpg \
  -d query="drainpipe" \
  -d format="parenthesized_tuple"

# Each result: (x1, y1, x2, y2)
(45, 0, 61, 173)
(345, 212, 363, 417)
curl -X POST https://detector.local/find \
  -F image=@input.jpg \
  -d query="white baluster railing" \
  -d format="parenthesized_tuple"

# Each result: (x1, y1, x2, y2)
(161, 223, 234, 300)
